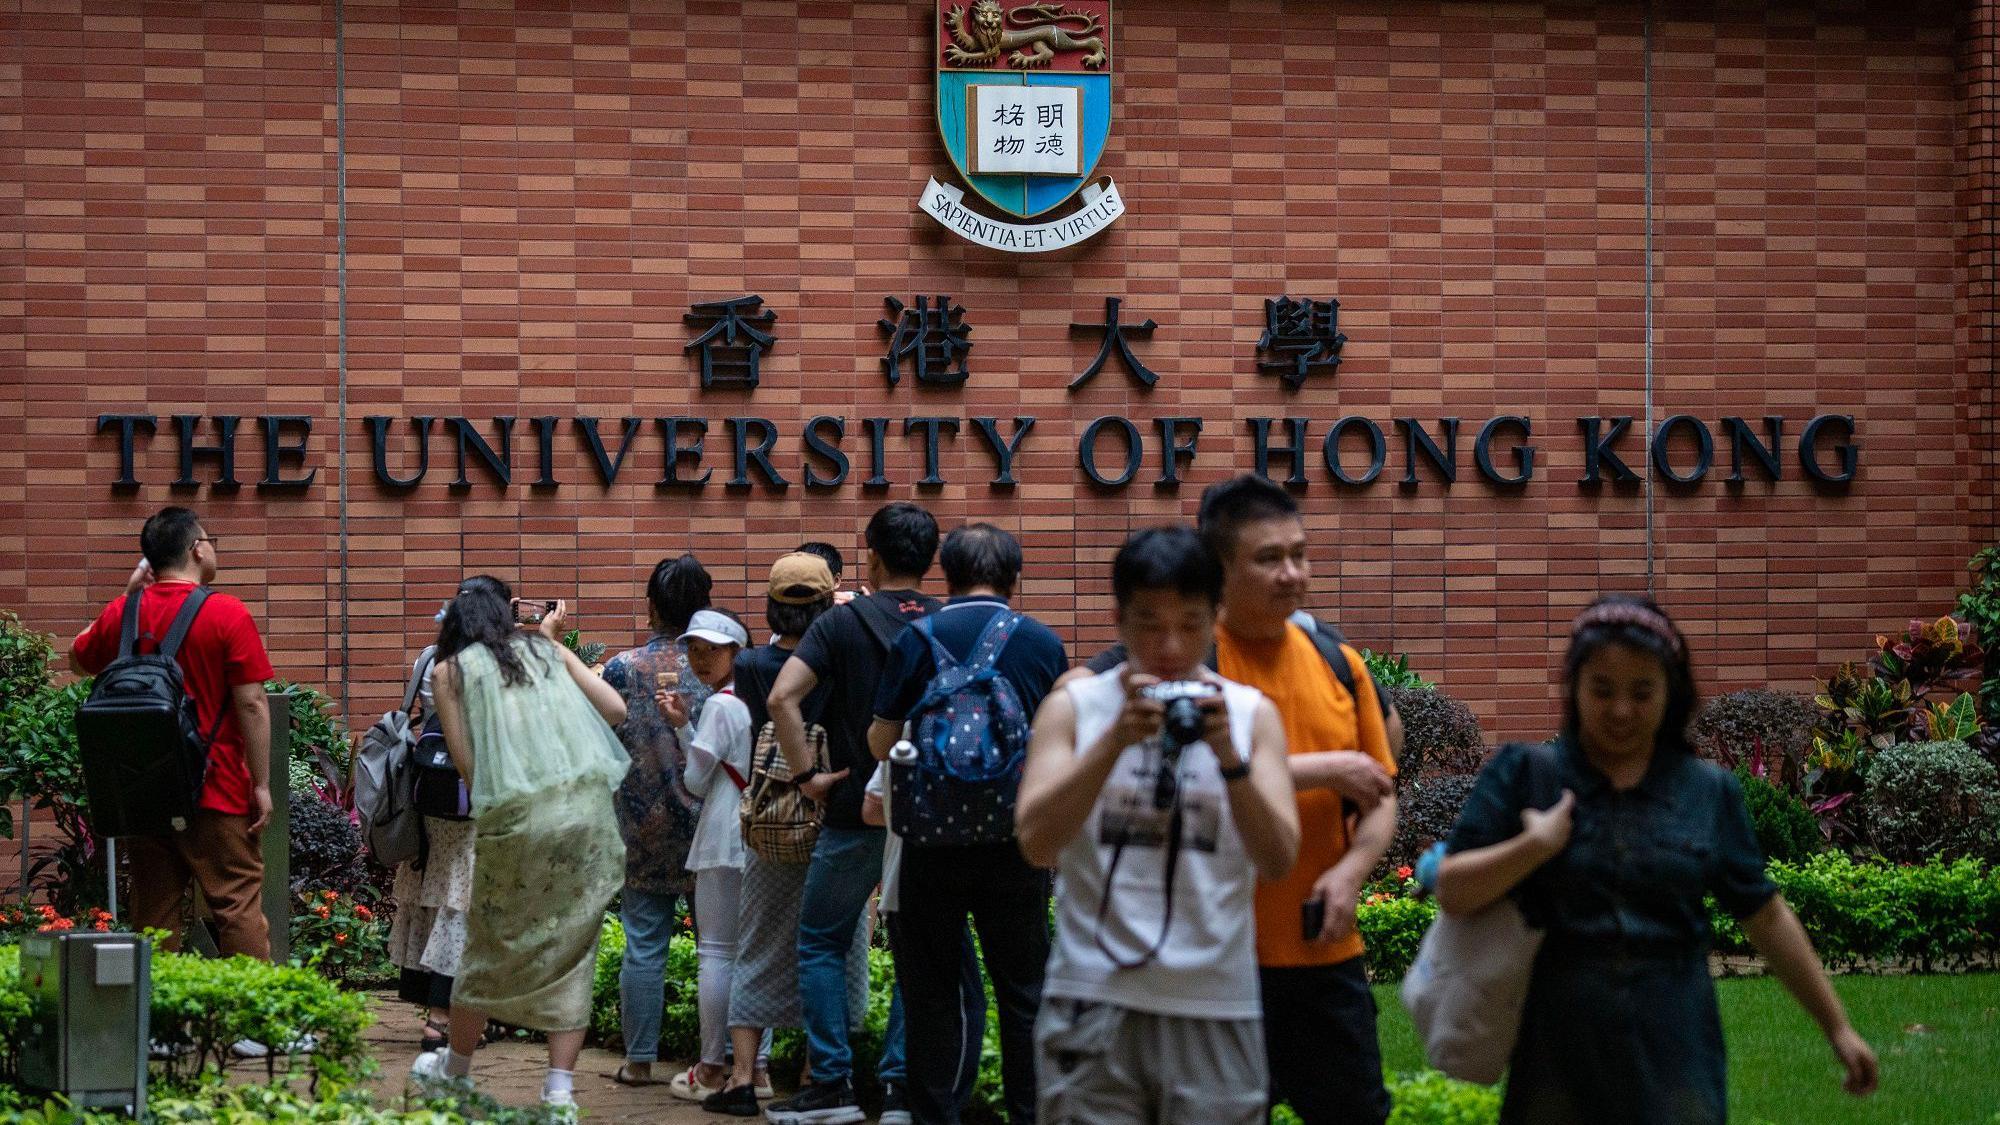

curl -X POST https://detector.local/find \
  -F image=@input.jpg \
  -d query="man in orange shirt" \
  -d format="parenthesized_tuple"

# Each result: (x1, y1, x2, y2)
(1201, 475, 1396, 1125)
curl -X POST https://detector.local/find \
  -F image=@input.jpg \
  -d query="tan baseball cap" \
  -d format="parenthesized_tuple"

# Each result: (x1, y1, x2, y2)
(768, 552, 836, 604)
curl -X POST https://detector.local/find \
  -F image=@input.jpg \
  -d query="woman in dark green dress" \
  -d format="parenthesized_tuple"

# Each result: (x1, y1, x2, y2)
(1438, 594, 1878, 1124)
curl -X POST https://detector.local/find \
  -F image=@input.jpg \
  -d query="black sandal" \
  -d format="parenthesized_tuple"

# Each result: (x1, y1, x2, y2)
(701, 1083, 759, 1117)
(418, 1020, 449, 1052)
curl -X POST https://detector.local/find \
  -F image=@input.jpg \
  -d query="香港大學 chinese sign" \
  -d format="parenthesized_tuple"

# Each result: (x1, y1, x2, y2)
(90, 292, 1863, 496)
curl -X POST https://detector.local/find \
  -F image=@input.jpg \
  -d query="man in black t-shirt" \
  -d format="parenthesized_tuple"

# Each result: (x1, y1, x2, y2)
(765, 503, 941, 1125)
(867, 524, 1066, 1125)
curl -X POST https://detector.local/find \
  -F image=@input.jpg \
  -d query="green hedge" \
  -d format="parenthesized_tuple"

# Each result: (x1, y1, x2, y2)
(1709, 853, 2000, 972)
(0, 1081, 576, 1124)
(0, 940, 371, 1092)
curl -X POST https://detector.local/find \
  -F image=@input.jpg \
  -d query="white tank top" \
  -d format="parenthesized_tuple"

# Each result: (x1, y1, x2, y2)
(1042, 666, 1266, 1020)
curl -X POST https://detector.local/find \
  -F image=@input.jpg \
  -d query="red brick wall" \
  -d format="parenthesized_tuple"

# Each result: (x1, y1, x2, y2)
(0, 1, 1984, 747)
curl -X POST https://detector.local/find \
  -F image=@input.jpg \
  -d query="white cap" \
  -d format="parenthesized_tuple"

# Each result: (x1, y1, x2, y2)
(678, 608, 749, 649)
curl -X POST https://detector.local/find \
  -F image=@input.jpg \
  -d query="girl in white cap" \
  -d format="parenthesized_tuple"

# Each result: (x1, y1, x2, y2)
(659, 607, 757, 1102)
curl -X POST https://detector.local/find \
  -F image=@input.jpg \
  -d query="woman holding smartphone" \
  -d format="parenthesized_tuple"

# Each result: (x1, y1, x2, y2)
(409, 576, 630, 1120)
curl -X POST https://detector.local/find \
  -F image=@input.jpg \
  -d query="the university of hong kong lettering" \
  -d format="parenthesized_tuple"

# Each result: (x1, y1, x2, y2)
(94, 288, 1861, 495)
(923, 1, 1126, 253)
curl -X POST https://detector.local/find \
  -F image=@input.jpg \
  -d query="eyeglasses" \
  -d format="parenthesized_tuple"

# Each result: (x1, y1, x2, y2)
(194, 535, 221, 550)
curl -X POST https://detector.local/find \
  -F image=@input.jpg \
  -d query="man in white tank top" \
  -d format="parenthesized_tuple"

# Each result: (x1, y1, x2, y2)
(1016, 526, 1300, 1125)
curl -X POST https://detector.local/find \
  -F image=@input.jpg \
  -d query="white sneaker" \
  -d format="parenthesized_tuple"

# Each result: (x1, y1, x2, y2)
(231, 1032, 317, 1058)
(409, 1048, 475, 1096)
(540, 1088, 579, 1122)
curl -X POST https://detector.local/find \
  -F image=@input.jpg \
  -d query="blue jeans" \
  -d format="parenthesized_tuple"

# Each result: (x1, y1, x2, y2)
(798, 825, 902, 1084)
(619, 887, 682, 1064)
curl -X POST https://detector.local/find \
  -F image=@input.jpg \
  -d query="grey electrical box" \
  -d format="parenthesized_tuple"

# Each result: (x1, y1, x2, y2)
(18, 931, 151, 1112)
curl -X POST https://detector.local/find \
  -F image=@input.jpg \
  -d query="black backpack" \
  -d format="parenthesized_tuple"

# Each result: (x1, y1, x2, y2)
(410, 712, 472, 821)
(74, 588, 223, 836)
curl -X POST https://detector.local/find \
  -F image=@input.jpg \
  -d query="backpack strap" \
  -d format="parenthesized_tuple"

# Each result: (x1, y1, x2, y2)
(850, 593, 917, 655)
(401, 650, 435, 716)
(1302, 626, 1360, 699)
(156, 587, 212, 662)
(117, 589, 144, 658)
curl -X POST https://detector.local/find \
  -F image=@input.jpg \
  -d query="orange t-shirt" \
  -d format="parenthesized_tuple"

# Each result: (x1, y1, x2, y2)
(1215, 621, 1395, 968)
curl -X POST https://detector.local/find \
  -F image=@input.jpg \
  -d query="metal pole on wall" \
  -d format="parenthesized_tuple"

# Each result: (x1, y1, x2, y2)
(105, 838, 118, 922)
(18, 794, 28, 892)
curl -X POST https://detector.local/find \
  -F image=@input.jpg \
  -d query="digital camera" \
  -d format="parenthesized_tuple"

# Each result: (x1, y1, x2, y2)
(1140, 679, 1221, 753)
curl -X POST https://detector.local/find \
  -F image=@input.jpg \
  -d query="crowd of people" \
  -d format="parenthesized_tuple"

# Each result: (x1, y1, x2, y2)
(71, 487, 1881, 1125)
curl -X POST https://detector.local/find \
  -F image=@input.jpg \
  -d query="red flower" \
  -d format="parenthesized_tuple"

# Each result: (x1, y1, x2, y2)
(333, 932, 348, 945)
(354, 905, 374, 921)
(322, 890, 338, 902)
(315, 906, 332, 919)
(1396, 865, 1414, 880)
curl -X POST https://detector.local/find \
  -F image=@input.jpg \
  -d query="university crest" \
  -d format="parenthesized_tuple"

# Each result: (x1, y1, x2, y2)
(921, 1, 1126, 253)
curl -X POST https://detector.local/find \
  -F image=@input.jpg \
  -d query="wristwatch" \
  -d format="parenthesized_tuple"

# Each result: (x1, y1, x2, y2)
(794, 767, 821, 787)
(1217, 760, 1251, 783)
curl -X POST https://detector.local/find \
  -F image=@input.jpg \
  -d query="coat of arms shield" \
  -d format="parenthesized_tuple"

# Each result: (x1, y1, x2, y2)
(935, 1, 1113, 220)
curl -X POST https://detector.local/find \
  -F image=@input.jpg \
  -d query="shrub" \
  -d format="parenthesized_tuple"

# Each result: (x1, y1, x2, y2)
(1358, 893, 1435, 983)
(1862, 739, 2000, 864)
(0, 681, 102, 913)
(1385, 1068, 1504, 1125)
(1381, 774, 1478, 877)
(1736, 769, 1822, 866)
(1361, 649, 1434, 692)
(1694, 689, 1817, 790)
(0, 609, 55, 703)
(288, 790, 370, 898)
(1, 1080, 577, 1123)
(1958, 544, 2000, 725)
(0, 939, 372, 1091)
(1389, 686, 1485, 782)
(291, 888, 391, 986)
(1707, 852, 2000, 973)
(272, 681, 353, 805)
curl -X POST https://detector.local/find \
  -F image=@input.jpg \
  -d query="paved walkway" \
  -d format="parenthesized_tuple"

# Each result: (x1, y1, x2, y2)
(356, 992, 755, 1123)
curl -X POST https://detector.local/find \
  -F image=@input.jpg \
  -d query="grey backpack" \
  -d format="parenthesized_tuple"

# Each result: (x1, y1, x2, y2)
(353, 652, 433, 868)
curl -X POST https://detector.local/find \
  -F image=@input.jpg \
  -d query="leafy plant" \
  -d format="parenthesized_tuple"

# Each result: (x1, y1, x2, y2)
(1695, 689, 1817, 791)
(1861, 739, 2000, 865)
(1383, 1068, 1505, 1125)
(290, 888, 390, 986)
(269, 681, 353, 809)
(1736, 769, 1823, 865)
(1874, 615, 1985, 702)
(0, 680, 103, 913)
(0, 609, 56, 704)
(1707, 852, 2000, 973)
(1923, 692, 1983, 742)
(1358, 892, 1435, 983)
(1958, 544, 2000, 726)
(288, 789, 370, 899)
(1361, 649, 1434, 691)
(1388, 686, 1486, 783)
(562, 629, 607, 668)
(1380, 773, 1478, 877)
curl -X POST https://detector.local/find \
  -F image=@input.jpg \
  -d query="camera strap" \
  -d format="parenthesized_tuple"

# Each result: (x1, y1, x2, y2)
(1092, 787, 1184, 971)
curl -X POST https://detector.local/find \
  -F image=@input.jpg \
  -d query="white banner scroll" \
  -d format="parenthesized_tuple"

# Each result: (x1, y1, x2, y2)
(918, 177, 1126, 254)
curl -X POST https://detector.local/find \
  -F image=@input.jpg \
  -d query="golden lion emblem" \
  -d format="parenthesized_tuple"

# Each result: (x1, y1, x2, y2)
(944, 0, 1107, 70)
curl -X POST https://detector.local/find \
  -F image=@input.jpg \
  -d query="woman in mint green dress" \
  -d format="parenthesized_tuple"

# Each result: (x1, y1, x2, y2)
(410, 576, 631, 1118)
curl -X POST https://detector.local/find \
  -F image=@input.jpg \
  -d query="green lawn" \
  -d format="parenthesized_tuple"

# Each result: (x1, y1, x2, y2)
(1372, 973, 2000, 1125)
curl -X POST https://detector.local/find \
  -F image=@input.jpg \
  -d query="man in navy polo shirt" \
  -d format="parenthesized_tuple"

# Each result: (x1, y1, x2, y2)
(867, 523, 1067, 1125)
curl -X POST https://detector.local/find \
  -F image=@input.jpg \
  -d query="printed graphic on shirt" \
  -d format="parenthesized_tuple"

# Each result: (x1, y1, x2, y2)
(1096, 741, 1220, 855)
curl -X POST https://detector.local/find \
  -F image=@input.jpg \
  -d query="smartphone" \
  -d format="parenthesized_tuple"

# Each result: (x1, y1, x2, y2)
(511, 598, 556, 626)
(1300, 896, 1326, 942)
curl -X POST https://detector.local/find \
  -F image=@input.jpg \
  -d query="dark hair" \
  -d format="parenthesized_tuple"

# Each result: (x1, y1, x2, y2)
(939, 523, 1021, 596)
(1111, 525, 1223, 608)
(1561, 593, 1699, 756)
(648, 554, 713, 635)
(795, 541, 844, 580)
(437, 575, 544, 688)
(865, 502, 940, 580)
(766, 595, 832, 640)
(141, 507, 203, 572)
(1196, 474, 1300, 560)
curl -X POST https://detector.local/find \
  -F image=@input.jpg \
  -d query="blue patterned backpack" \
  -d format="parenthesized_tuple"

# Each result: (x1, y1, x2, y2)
(890, 611, 1030, 847)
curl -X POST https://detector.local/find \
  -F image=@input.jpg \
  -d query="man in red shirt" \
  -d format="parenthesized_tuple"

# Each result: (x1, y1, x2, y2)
(70, 507, 277, 958)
